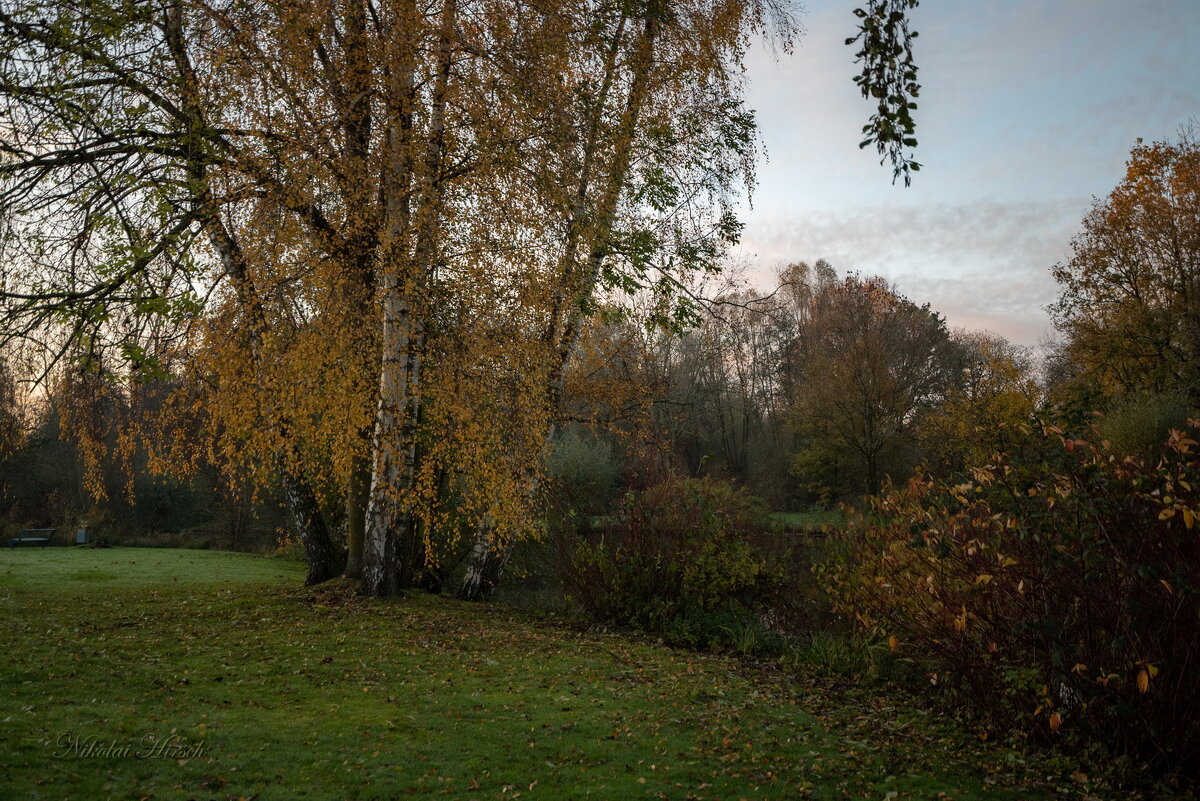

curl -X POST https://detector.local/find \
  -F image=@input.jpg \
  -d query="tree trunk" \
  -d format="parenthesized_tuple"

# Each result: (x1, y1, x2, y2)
(458, 520, 511, 602)
(338, 0, 376, 581)
(360, 274, 422, 595)
(284, 469, 344, 585)
(344, 452, 369, 578)
(362, 0, 450, 596)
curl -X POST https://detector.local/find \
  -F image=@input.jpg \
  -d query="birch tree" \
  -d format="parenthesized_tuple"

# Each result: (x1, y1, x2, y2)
(458, 0, 798, 599)
(1, 0, 924, 596)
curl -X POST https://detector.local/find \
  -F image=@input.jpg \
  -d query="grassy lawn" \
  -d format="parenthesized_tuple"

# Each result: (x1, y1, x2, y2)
(2, 548, 1106, 800)
(768, 510, 845, 531)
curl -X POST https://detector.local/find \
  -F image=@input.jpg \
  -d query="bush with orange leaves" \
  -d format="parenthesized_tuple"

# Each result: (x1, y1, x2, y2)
(819, 420, 1200, 784)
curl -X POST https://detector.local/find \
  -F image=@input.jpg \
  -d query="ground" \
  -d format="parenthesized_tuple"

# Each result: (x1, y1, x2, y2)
(2, 548, 1110, 800)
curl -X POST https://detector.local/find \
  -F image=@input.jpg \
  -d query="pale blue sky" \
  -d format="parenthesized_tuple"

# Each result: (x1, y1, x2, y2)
(737, 0, 1200, 345)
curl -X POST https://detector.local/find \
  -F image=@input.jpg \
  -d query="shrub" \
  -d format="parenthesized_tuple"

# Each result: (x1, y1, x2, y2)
(545, 428, 621, 528)
(556, 476, 790, 650)
(790, 442, 859, 505)
(1098, 391, 1191, 461)
(819, 421, 1200, 784)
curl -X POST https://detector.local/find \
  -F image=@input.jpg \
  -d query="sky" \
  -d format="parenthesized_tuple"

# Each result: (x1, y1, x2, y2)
(735, 0, 1200, 347)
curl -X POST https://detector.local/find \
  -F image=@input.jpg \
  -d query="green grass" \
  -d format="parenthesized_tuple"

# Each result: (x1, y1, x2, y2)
(0, 547, 301, 590)
(768, 509, 845, 531)
(2, 548, 1108, 800)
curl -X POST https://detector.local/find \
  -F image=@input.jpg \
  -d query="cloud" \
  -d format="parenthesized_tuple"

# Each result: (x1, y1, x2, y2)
(896, 271, 1061, 348)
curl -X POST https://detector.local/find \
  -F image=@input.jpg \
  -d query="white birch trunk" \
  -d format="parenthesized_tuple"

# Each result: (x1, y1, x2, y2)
(362, 0, 454, 596)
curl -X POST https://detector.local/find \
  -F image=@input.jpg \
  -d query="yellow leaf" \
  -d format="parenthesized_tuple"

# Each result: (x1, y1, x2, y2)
(953, 606, 968, 632)
(1137, 670, 1150, 693)
(1049, 712, 1062, 732)
(975, 574, 994, 585)
(888, 635, 899, 652)
(1159, 507, 1176, 521)
(1183, 508, 1195, 530)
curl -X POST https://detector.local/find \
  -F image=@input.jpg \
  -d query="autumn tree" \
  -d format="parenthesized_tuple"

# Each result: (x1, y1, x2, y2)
(0, 0, 353, 582)
(455, 0, 801, 598)
(788, 275, 953, 495)
(0, 0, 566, 589)
(916, 330, 1038, 476)
(1049, 134, 1200, 405)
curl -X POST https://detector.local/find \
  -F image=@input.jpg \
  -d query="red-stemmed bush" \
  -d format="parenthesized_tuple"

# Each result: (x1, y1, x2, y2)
(819, 421, 1200, 783)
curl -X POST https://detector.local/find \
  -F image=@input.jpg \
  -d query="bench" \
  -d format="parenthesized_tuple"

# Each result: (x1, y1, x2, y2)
(7, 528, 56, 548)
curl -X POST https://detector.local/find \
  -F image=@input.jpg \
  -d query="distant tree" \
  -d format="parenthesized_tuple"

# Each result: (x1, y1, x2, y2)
(916, 331, 1038, 475)
(773, 259, 838, 412)
(650, 291, 783, 486)
(0, 357, 26, 521)
(789, 276, 953, 494)
(648, 264, 836, 504)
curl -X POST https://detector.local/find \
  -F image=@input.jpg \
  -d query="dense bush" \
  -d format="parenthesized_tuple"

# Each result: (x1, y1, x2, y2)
(1098, 391, 1191, 461)
(545, 428, 621, 527)
(819, 421, 1200, 784)
(556, 476, 796, 650)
